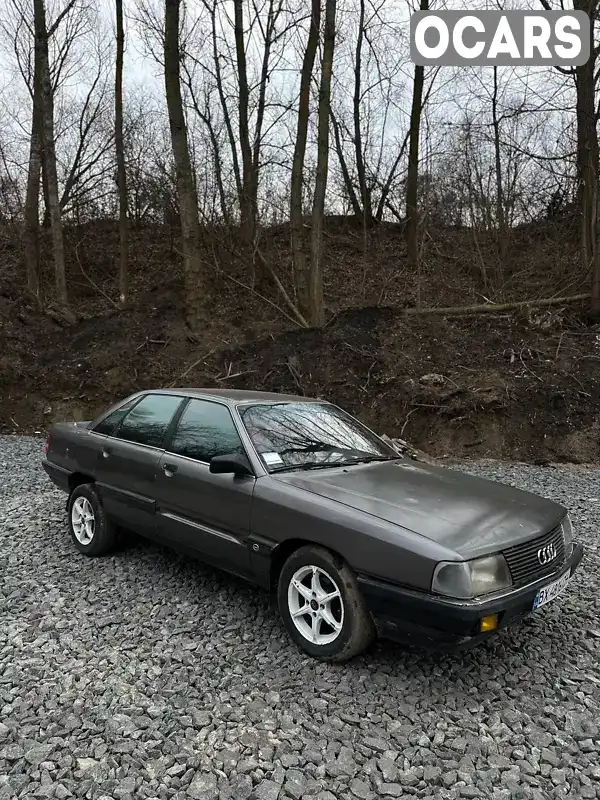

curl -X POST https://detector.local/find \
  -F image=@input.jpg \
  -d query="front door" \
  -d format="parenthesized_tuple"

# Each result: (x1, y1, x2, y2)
(93, 393, 185, 536)
(154, 398, 254, 578)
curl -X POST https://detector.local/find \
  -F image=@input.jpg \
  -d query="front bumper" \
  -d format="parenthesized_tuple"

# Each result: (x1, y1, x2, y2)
(358, 542, 584, 650)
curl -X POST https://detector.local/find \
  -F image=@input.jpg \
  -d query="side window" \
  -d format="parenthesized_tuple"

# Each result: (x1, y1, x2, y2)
(168, 399, 244, 462)
(116, 394, 183, 448)
(93, 397, 139, 436)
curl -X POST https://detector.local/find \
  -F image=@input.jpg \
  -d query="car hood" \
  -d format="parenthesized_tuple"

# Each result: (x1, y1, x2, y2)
(278, 459, 566, 559)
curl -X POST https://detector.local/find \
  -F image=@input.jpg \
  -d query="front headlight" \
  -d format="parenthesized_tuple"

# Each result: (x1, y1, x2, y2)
(432, 554, 512, 599)
(561, 514, 573, 557)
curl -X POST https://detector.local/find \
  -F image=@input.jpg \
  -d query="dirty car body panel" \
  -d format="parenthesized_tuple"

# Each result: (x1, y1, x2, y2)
(42, 388, 584, 651)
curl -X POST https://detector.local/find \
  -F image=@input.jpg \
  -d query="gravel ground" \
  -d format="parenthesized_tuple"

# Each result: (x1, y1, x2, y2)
(1, 436, 600, 800)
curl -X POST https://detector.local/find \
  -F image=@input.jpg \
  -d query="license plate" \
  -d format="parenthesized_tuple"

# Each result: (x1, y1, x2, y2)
(533, 569, 571, 610)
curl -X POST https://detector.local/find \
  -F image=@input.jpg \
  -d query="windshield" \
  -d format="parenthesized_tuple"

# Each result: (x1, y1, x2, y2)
(238, 402, 398, 473)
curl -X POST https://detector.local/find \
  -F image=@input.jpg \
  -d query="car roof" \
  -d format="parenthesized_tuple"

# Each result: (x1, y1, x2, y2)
(146, 388, 323, 405)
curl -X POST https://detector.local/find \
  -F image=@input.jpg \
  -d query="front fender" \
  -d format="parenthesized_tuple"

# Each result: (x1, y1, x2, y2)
(249, 476, 456, 591)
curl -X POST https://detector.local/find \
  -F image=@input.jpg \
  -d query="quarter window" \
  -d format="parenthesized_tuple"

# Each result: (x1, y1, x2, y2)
(116, 394, 183, 448)
(168, 399, 245, 462)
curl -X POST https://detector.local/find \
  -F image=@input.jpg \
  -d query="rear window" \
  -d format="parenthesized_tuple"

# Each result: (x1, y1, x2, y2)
(115, 394, 183, 448)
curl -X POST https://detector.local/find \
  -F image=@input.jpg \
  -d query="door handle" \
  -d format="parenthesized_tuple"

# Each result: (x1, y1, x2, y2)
(163, 462, 178, 476)
(102, 448, 110, 459)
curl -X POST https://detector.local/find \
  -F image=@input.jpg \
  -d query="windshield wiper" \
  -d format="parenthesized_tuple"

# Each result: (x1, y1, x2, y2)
(269, 462, 342, 474)
(269, 455, 397, 474)
(339, 455, 398, 465)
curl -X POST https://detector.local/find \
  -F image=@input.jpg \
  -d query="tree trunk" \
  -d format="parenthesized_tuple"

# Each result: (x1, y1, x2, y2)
(353, 0, 372, 226)
(164, 0, 206, 331)
(491, 66, 506, 274)
(405, 0, 428, 271)
(574, 0, 600, 312)
(41, 159, 51, 228)
(233, 0, 255, 247)
(115, 0, 128, 304)
(309, 0, 336, 327)
(538, 0, 600, 313)
(24, 53, 43, 301)
(291, 0, 320, 320)
(34, 0, 67, 307)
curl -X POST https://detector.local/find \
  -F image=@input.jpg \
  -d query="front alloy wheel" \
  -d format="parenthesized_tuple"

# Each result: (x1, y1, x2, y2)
(278, 545, 375, 662)
(288, 565, 344, 645)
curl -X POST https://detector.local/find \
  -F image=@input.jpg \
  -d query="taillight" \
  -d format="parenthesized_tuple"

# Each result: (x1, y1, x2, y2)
(44, 434, 51, 454)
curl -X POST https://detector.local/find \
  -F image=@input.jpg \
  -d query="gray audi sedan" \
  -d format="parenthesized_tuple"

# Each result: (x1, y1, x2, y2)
(42, 388, 583, 661)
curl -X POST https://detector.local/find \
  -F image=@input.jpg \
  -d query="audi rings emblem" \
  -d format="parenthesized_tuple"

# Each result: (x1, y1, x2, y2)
(537, 543, 557, 565)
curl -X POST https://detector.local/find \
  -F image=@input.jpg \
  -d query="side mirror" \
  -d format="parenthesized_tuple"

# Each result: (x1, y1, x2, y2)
(209, 452, 254, 477)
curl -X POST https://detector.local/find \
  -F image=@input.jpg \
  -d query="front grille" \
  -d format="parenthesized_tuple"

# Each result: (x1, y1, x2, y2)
(503, 525, 565, 586)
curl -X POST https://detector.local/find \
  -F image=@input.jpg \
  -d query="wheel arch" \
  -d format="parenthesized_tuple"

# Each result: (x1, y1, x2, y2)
(68, 472, 95, 492)
(269, 538, 345, 590)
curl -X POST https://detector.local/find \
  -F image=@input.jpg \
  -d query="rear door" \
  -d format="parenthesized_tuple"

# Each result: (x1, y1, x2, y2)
(92, 393, 185, 537)
(154, 398, 254, 577)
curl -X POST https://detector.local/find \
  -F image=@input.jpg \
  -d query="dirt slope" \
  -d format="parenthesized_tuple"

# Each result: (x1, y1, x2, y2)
(2, 286, 600, 463)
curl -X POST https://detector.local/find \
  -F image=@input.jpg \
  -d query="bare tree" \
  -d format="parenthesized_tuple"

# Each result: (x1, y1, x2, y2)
(58, 66, 114, 219)
(231, 0, 285, 272)
(328, 0, 407, 225)
(121, 92, 177, 223)
(233, 0, 254, 246)
(35, 0, 71, 308)
(197, 0, 243, 213)
(352, 0, 372, 226)
(6, 0, 102, 302)
(574, 0, 600, 312)
(329, 106, 362, 217)
(23, 43, 43, 300)
(164, 0, 206, 331)
(491, 67, 506, 253)
(290, 0, 320, 320)
(182, 75, 230, 223)
(405, 0, 427, 271)
(309, 0, 337, 327)
(115, 0, 128, 304)
(539, 0, 600, 312)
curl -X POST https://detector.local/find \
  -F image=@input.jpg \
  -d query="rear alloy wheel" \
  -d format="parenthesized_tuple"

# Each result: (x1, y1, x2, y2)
(72, 496, 95, 544)
(278, 545, 375, 662)
(67, 483, 116, 556)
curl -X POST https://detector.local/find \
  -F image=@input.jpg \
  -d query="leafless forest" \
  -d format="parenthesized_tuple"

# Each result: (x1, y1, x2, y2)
(1, 0, 600, 461)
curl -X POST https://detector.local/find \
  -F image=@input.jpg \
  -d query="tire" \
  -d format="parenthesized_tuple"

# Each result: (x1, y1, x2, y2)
(277, 545, 376, 662)
(67, 483, 116, 556)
